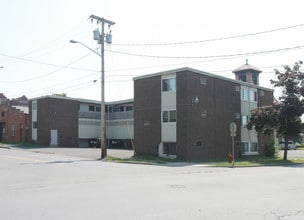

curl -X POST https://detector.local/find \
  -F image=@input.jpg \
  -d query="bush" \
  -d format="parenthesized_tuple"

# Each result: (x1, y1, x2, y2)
(264, 141, 278, 157)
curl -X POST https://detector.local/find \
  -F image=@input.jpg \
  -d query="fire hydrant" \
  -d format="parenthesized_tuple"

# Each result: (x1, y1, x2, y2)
(228, 153, 233, 163)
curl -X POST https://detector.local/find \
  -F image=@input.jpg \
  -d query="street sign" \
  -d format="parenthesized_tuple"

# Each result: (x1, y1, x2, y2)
(230, 122, 237, 137)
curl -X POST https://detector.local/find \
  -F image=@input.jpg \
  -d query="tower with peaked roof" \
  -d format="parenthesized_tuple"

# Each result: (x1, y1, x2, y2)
(233, 59, 262, 85)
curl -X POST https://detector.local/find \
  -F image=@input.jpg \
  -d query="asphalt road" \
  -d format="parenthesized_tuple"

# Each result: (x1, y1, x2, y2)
(1, 147, 304, 220)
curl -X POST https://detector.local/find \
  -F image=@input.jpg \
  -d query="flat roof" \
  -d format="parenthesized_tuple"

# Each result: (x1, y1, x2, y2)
(30, 95, 134, 105)
(133, 67, 273, 91)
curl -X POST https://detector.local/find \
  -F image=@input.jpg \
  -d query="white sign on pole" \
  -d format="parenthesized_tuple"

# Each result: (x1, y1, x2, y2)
(230, 122, 237, 137)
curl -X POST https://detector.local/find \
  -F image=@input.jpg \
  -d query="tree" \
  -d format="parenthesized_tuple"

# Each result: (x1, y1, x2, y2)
(247, 61, 304, 160)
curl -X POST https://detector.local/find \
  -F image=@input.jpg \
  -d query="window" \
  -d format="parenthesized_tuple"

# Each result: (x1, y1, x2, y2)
(120, 106, 124, 112)
(242, 115, 248, 126)
(32, 102, 37, 110)
(1, 111, 4, 117)
(96, 106, 101, 112)
(241, 88, 257, 102)
(239, 75, 246, 82)
(163, 142, 176, 156)
(113, 107, 120, 112)
(162, 110, 176, 123)
(32, 121, 38, 129)
(126, 106, 133, 111)
(241, 142, 258, 154)
(169, 110, 176, 122)
(10, 125, 15, 137)
(162, 78, 176, 92)
(162, 111, 169, 122)
(241, 88, 248, 100)
(89, 105, 95, 111)
(252, 75, 258, 85)
(249, 91, 257, 102)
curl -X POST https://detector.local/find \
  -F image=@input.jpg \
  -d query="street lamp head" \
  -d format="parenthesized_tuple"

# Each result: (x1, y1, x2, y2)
(70, 40, 78, 44)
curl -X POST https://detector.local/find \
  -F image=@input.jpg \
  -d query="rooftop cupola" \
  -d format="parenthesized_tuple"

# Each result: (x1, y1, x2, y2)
(232, 59, 262, 85)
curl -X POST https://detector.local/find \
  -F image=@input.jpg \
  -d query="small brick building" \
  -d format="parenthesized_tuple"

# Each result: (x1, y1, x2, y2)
(0, 104, 29, 143)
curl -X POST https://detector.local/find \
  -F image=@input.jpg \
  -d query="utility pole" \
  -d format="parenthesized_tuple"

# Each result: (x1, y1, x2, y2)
(89, 14, 115, 159)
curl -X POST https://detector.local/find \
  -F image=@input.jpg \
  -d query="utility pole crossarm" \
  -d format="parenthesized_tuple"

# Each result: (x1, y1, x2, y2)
(89, 14, 115, 26)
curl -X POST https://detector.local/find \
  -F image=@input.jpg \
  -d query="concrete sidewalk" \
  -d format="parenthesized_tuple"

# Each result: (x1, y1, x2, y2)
(1, 144, 134, 160)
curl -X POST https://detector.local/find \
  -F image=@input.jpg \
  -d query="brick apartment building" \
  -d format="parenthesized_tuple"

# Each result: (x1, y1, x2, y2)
(29, 96, 133, 148)
(133, 63, 273, 160)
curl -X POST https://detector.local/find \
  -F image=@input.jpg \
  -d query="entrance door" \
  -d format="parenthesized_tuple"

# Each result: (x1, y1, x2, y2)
(50, 130, 58, 147)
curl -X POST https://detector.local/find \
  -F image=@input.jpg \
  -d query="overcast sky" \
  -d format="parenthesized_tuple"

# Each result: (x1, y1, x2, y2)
(1, 0, 304, 101)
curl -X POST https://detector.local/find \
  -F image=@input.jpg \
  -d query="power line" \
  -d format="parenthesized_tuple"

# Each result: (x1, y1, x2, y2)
(113, 23, 304, 46)
(107, 44, 304, 59)
(0, 52, 99, 75)
(0, 52, 94, 83)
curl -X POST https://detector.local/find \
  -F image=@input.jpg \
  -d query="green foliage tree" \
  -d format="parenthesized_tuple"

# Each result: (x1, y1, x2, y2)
(247, 61, 304, 160)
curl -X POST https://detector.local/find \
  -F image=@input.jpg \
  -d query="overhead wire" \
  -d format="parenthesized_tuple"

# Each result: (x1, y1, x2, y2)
(107, 44, 304, 59)
(113, 23, 304, 46)
(0, 52, 95, 83)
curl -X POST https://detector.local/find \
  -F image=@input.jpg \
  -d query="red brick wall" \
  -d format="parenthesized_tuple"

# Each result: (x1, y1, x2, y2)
(0, 105, 28, 143)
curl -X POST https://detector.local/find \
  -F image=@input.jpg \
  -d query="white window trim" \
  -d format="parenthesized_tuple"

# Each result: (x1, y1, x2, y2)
(161, 110, 176, 124)
(242, 142, 259, 155)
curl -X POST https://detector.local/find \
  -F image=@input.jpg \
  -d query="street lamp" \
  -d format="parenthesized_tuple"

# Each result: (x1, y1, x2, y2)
(69, 40, 100, 56)
(70, 39, 107, 159)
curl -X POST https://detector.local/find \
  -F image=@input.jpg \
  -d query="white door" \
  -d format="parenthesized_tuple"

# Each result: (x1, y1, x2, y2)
(50, 130, 58, 146)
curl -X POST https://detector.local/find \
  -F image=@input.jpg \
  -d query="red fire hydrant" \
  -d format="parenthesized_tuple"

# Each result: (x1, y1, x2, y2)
(228, 153, 233, 163)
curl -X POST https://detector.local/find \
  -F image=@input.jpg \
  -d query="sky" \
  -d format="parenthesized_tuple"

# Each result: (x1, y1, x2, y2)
(1, 0, 304, 102)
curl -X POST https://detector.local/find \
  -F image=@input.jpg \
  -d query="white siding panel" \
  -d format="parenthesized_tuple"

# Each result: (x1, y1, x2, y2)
(78, 119, 100, 138)
(161, 123, 176, 142)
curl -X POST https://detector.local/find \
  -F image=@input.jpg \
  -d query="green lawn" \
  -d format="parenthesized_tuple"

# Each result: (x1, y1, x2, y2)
(105, 155, 304, 167)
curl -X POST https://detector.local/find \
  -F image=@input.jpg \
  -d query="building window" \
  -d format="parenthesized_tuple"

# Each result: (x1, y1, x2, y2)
(241, 142, 258, 154)
(96, 106, 101, 112)
(162, 78, 176, 92)
(32, 121, 38, 129)
(169, 110, 176, 122)
(162, 110, 176, 123)
(120, 106, 124, 112)
(89, 105, 95, 111)
(10, 125, 15, 136)
(241, 88, 248, 101)
(163, 111, 169, 122)
(32, 102, 37, 110)
(163, 142, 176, 156)
(239, 75, 246, 82)
(249, 91, 257, 102)
(241, 115, 248, 126)
(126, 106, 133, 111)
(1, 111, 4, 117)
(113, 107, 120, 112)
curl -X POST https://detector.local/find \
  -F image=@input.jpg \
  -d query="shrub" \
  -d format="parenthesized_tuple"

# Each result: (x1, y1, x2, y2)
(264, 141, 278, 157)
